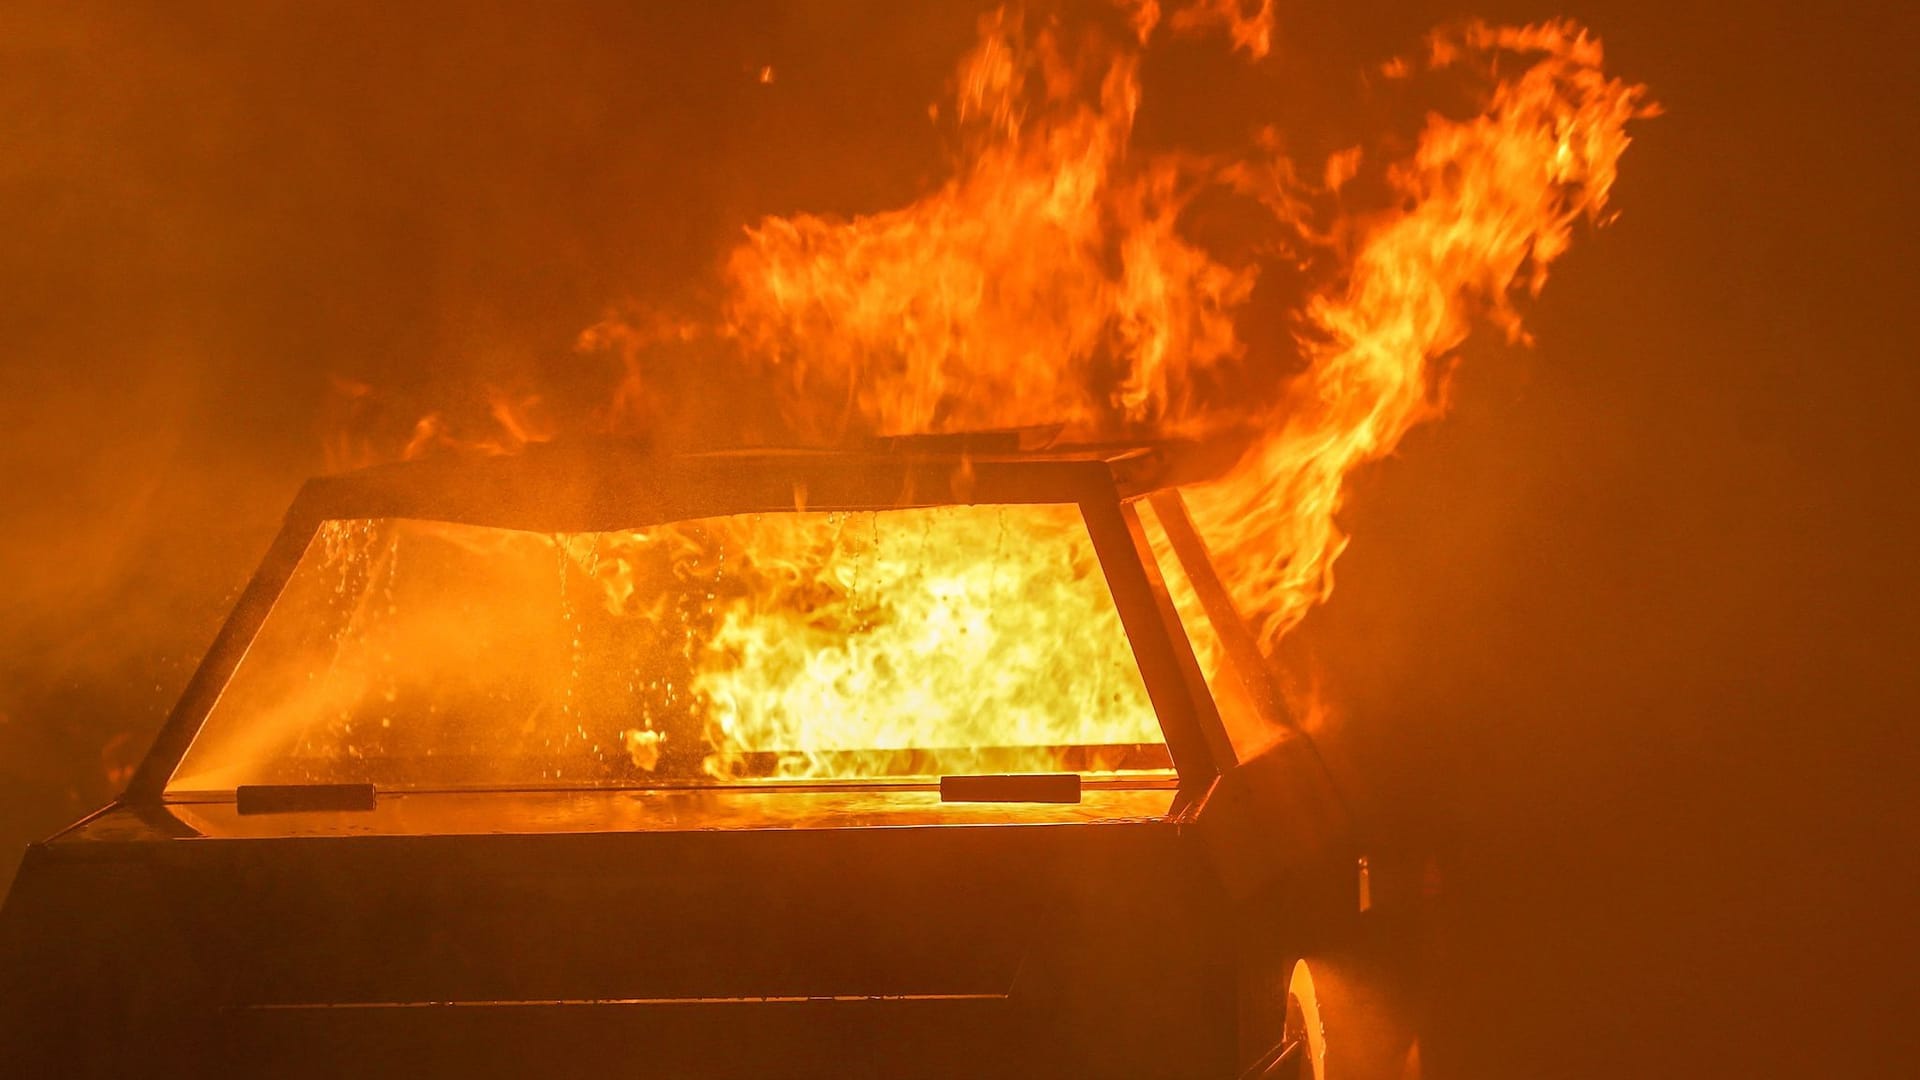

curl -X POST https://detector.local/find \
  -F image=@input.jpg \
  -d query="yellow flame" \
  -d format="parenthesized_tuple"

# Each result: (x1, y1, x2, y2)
(679, 505, 1160, 779)
(306, 5, 1651, 779)
(684, 9, 1654, 654)
(173, 506, 1164, 790)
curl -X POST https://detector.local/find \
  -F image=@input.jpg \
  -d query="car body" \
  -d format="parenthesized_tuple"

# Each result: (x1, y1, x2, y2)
(0, 438, 1354, 1078)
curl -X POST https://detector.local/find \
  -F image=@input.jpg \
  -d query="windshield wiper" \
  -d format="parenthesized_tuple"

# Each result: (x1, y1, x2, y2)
(939, 773, 1080, 804)
(235, 783, 377, 815)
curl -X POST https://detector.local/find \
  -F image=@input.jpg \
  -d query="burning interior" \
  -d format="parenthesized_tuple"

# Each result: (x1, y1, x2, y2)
(172, 504, 1168, 794)
(159, 475, 1227, 835)
(122, 439, 1290, 841)
(149, 432, 1274, 818)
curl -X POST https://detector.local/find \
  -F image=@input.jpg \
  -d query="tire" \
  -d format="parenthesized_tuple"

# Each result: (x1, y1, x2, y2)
(1286, 957, 1421, 1080)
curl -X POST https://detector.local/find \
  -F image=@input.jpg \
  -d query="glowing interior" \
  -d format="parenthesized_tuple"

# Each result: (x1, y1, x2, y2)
(1134, 500, 1283, 761)
(168, 504, 1169, 793)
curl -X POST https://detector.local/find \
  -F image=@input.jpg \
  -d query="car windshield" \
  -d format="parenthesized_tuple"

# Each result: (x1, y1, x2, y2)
(167, 503, 1171, 793)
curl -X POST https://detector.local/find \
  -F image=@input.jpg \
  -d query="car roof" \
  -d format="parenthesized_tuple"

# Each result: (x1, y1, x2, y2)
(288, 435, 1242, 534)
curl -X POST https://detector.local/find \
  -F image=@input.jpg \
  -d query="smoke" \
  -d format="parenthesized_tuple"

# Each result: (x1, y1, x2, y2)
(0, 0, 962, 873)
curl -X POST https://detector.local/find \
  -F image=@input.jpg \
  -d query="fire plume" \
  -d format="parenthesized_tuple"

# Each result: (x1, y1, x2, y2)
(673, 6, 1655, 647)
(1184, 19, 1657, 645)
(307, 3, 1651, 780)
(714, 5, 1257, 441)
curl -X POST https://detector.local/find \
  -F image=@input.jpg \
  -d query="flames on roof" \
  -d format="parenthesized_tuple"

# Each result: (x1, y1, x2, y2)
(328, 2, 1652, 675)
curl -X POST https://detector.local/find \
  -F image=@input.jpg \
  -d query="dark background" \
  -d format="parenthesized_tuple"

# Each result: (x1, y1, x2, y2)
(1, 2, 1913, 1075)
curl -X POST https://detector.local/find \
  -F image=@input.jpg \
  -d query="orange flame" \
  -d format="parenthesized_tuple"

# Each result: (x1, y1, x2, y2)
(711, 5, 1262, 442)
(679, 505, 1160, 778)
(172, 507, 1165, 790)
(1185, 19, 1655, 645)
(691, 8, 1655, 647)
(307, 4, 1651, 779)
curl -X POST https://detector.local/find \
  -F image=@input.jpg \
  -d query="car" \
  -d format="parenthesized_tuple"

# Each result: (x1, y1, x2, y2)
(0, 436, 1358, 1078)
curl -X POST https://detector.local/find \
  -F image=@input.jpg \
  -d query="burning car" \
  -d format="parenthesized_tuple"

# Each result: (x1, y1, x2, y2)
(1, 436, 1358, 1077)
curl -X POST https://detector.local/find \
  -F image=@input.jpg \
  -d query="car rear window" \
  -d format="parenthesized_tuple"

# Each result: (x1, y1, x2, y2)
(168, 504, 1170, 794)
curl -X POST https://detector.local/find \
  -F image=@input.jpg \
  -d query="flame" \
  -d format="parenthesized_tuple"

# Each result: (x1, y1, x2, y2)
(1184, 20, 1655, 645)
(172, 506, 1163, 790)
(710, 5, 1260, 442)
(299, 4, 1650, 783)
(677, 505, 1159, 778)
(602, 6, 1652, 650)
(323, 379, 555, 474)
